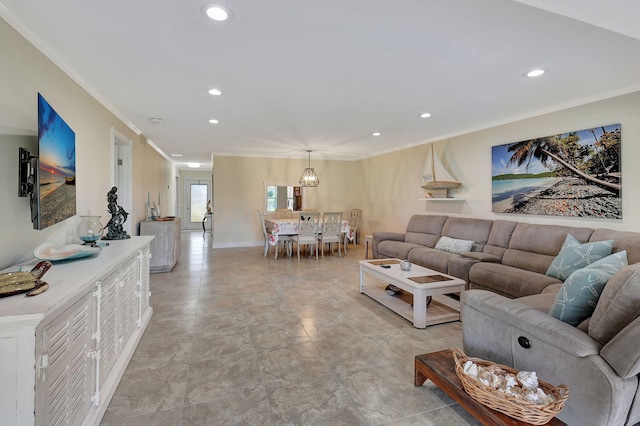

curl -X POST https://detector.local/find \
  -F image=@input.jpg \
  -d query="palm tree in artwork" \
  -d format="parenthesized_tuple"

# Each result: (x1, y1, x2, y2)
(506, 134, 621, 193)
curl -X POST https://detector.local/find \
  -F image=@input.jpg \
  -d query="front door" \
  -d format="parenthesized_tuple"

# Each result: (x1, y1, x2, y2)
(183, 178, 211, 230)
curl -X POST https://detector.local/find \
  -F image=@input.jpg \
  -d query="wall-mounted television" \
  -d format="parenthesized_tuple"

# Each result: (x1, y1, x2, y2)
(35, 93, 76, 229)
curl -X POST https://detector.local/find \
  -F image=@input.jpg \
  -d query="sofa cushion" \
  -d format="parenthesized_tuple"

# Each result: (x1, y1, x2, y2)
(460, 252, 501, 262)
(435, 236, 474, 254)
(441, 217, 493, 250)
(404, 215, 448, 247)
(407, 247, 452, 274)
(469, 262, 563, 298)
(591, 228, 640, 265)
(549, 251, 628, 326)
(376, 241, 423, 260)
(589, 263, 640, 345)
(546, 234, 614, 281)
(516, 292, 557, 313)
(502, 223, 593, 274)
(482, 220, 518, 259)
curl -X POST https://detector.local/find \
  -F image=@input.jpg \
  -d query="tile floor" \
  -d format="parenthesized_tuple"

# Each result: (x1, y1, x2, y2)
(100, 232, 478, 425)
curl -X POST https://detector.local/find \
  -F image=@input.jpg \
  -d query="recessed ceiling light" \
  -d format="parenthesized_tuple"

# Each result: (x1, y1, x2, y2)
(420, 113, 432, 118)
(203, 4, 231, 21)
(209, 119, 219, 124)
(372, 132, 381, 136)
(149, 117, 163, 124)
(525, 69, 545, 78)
(170, 153, 184, 158)
(187, 163, 201, 168)
(208, 88, 222, 96)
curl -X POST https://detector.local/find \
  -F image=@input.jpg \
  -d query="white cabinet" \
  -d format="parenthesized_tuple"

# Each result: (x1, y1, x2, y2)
(98, 271, 119, 388)
(37, 291, 95, 426)
(0, 236, 153, 426)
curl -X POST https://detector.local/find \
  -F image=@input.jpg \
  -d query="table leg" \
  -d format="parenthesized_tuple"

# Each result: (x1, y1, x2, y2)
(414, 362, 429, 387)
(413, 288, 427, 328)
(365, 235, 373, 259)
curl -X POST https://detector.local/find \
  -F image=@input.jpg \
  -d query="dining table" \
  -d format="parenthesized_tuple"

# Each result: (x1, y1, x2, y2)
(264, 217, 353, 246)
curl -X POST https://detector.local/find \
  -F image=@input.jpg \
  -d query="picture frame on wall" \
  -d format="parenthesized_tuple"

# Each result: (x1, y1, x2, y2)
(491, 124, 621, 219)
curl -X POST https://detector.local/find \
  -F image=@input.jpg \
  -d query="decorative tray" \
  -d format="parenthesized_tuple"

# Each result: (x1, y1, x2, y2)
(34, 242, 103, 261)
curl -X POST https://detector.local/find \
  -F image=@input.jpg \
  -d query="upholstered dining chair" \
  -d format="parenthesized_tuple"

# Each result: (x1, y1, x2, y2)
(294, 212, 320, 261)
(344, 208, 361, 254)
(319, 211, 343, 258)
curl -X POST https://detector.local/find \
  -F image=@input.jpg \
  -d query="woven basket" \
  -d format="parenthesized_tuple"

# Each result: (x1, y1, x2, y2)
(452, 348, 569, 425)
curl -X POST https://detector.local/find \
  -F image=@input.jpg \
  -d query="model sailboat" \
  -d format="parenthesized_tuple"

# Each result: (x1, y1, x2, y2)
(420, 144, 461, 197)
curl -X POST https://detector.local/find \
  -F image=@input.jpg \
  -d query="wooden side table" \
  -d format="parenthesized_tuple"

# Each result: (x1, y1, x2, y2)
(414, 349, 566, 426)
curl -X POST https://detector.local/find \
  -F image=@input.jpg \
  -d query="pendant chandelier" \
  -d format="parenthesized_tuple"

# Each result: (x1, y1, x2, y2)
(299, 150, 319, 187)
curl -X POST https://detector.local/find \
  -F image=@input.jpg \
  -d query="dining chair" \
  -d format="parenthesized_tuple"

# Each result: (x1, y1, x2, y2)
(294, 212, 320, 261)
(276, 208, 293, 219)
(319, 211, 343, 258)
(344, 208, 361, 254)
(258, 210, 291, 259)
(257, 210, 271, 257)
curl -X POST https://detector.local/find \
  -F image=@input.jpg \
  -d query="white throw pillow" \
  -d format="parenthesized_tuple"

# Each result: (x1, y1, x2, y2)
(435, 236, 474, 254)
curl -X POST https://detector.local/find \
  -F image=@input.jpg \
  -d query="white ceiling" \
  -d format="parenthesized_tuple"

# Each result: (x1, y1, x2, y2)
(2, 0, 640, 167)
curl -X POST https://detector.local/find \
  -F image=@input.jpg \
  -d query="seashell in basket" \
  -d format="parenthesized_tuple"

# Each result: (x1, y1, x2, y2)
(452, 348, 570, 425)
(517, 370, 539, 390)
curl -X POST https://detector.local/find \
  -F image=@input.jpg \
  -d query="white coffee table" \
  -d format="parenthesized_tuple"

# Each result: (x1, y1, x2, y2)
(359, 259, 466, 328)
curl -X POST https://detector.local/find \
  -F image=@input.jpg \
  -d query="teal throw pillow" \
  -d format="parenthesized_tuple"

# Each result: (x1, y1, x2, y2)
(549, 250, 628, 326)
(546, 234, 614, 281)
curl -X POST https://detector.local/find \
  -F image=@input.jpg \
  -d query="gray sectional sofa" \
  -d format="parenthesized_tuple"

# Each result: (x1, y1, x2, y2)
(372, 214, 640, 426)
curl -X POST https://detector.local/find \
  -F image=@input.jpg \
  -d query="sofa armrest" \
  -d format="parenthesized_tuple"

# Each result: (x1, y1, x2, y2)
(460, 252, 501, 262)
(448, 256, 478, 284)
(372, 232, 406, 258)
(372, 231, 405, 242)
(463, 290, 602, 358)
(601, 315, 640, 379)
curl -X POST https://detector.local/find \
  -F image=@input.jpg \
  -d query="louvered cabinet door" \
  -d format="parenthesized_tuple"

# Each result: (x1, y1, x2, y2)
(139, 247, 151, 321)
(37, 291, 95, 426)
(98, 272, 119, 385)
(117, 256, 139, 353)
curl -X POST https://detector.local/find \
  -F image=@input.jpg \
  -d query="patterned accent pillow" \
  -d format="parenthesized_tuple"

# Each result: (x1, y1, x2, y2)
(546, 234, 614, 281)
(549, 251, 628, 326)
(434, 236, 474, 254)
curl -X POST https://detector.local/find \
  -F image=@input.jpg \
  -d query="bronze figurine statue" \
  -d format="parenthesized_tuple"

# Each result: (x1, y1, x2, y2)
(102, 186, 130, 240)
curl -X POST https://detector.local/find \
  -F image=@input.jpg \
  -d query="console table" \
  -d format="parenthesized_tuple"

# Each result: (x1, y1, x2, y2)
(0, 236, 153, 426)
(414, 349, 566, 426)
(140, 218, 181, 272)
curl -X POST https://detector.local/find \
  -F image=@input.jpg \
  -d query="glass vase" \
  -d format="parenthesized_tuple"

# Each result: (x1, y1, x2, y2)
(77, 216, 103, 244)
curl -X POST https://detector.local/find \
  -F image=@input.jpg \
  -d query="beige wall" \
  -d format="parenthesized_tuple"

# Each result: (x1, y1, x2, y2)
(359, 91, 640, 237)
(213, 91, 640, 248)
(212, 156, 357, 247)
(0, 18, 175, 269)
(133, 136, 178, 225)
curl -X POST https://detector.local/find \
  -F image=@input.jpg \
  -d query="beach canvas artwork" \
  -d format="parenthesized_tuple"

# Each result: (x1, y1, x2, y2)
(38, 93, 76, 229)
(492, 124, 621, 219)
